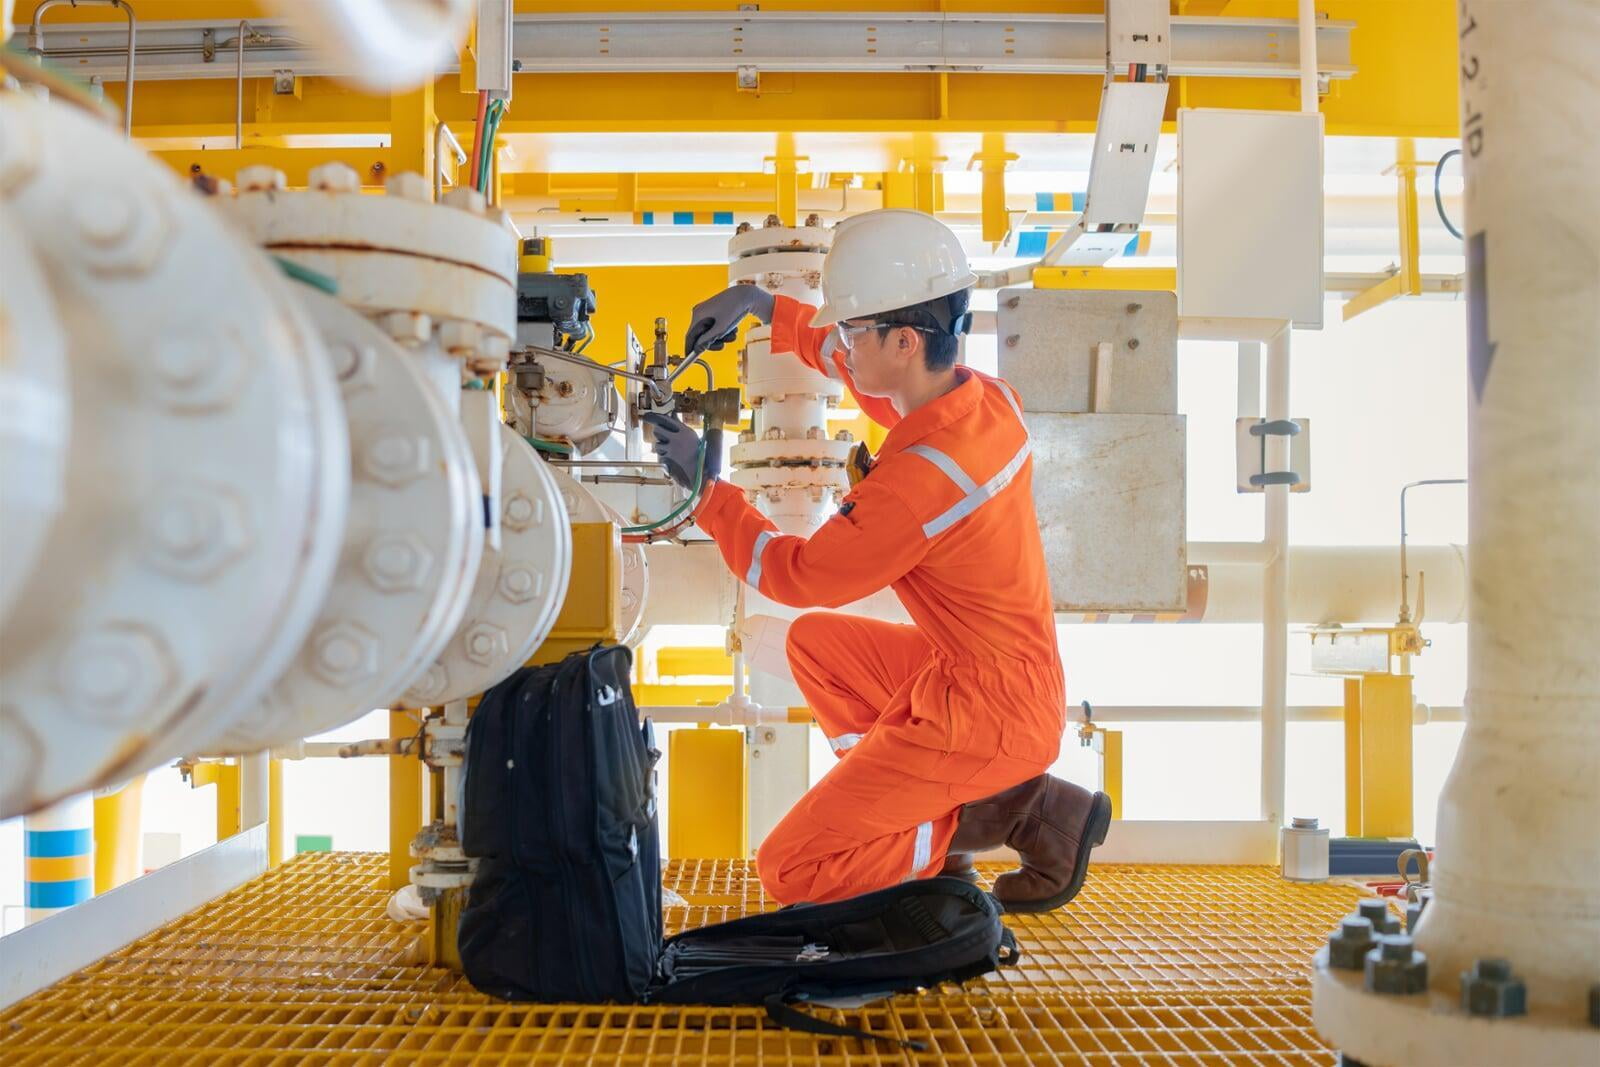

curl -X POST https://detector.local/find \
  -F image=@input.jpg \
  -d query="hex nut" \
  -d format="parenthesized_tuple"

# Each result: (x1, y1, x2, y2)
(462, 623, 509, 667)
(384, 170, 430, 202)
(1364, 935, 1428, 995)
(1460, 958, 1527, 1018)
(150, 326, 253, 413)
(140, 484, 253, 580)
(1406, 892, 1430, 933)
(1326, 917, 1377, 971)
(361, 432, 431, 487)
(438, 319, 482, 357)
(497, 566, 542, 604)
(441, 186, 487, 216)
(361, 533, 435, 593)
(328, 341, 379, 391)
(71, 184, 171, 278)
(308, 621, 380, 687)
(406, 664, 448, 703)
(56, 623, 177, 726)
(1357, 899, 1402, 936)
(235, 165, 287, 193)
(308, 162, 361, 193)
(378, 310, 432, 346)
(502, 492, 542, 532)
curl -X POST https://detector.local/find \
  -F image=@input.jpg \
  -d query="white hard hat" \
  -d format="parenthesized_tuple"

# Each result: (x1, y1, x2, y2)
(810, 209, 977, 328)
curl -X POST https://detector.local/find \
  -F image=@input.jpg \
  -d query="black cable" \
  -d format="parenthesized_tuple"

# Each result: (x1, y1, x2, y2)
(1434, 148, 1463, 240)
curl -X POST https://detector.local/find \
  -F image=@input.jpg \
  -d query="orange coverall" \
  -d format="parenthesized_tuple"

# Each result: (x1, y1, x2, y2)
(693, 295, 1065, 904)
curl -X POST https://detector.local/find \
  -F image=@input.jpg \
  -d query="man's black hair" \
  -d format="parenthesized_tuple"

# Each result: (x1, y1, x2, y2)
(873, 287, 972, 371)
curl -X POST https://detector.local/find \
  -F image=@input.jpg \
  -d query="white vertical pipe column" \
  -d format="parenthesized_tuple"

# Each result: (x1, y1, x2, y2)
(239, 751, 270, 830)
(1414, 0, 1600, 1013)
(1237, 341, 1262, 419)
(1297, 0, 1318, 114)
(1259, 326, 1290, 831)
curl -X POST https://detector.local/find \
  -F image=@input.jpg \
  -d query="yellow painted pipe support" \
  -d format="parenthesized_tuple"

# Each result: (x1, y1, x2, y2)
(93, 777, 144, 893)
(268, 759, 284, 869)
(389, 710, 426, 891)
(1102, 729, 1124, 821)
(191, 761, 241, 841)
(1343, 673, 1415, 838)
(667, 727, 748, 860)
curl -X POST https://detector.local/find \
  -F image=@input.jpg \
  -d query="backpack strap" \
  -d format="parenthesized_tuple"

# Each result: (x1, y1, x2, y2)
(763, 993, 927, 1052)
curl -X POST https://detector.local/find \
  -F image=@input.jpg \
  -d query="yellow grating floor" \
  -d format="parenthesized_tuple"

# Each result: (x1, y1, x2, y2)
(0, 852, 1371, 1065)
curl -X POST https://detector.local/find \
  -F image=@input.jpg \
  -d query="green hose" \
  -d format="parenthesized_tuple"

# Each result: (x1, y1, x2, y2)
(272, 255, 339, 295)
(621, 439, 707, 535)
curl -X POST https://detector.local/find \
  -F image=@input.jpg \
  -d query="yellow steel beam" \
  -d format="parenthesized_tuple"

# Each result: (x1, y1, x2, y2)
(974, 133, 1019, 247)
(190, 761, 241, 841)
(633, 683, 734, 708)
(1102, 729, 1124, 822)
(390, 83, 435, 185)
(268, 759, 285, 869)
(655, 646, 735, 678)
(1034, 266, 1177, 291)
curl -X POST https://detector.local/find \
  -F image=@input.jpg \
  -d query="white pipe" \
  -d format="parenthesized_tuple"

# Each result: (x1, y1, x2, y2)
(1297, 0, 1318, 113)
(1236, 342, 1262, 419)
(29, 0, 136, 135)
(1412, 0, 1600, 1018)
(239, 751, 269, 830)
(235, 20, 248, 150)
(640, 704, 792, 726)
(1259, 325, 1291, 829)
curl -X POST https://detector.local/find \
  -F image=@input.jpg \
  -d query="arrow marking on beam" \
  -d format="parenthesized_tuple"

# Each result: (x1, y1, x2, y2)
(1467, 229, 1496, 403)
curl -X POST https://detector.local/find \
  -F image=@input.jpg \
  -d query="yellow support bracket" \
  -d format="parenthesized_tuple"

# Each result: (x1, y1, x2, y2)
(667, 728, 748, 859)
(189, 761, 241, 841)
(971, 134, 1019, 247)
(655, 646, 734, 678)
(1343, 137, 1425, 321)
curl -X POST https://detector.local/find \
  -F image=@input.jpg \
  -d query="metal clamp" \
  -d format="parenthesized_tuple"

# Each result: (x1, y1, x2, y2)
(1248, 418, 1302, 488)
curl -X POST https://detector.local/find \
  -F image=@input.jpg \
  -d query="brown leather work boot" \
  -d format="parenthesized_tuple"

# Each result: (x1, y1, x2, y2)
(939, 851, 978, 883)
(947, 775, 1112, 913)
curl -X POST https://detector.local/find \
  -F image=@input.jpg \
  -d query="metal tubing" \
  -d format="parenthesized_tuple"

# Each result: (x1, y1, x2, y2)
(1398, 478, 1467, 623)
(526, 344, 668, 401)
(1259, 325, 1291, 830)
(235, 20, 248, 149)
(30, 0, 136, 135)
(1236, 342, 1262, 419)
(432, 121, 467, 201)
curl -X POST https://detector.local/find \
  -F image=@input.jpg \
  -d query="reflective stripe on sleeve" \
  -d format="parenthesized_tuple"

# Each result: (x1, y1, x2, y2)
(745, 529, 776, 588)
(827, 732, 863, 753)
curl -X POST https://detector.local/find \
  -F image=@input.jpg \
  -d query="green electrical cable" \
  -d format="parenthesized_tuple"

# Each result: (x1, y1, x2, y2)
(476, 99, 506, 192)
(621, 439, 707, 535)
(523, 436, 574, 456)
(272, 255, 339, 295)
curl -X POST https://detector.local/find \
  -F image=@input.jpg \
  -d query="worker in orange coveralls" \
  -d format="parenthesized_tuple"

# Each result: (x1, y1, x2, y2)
(644, 209, 1111, 911)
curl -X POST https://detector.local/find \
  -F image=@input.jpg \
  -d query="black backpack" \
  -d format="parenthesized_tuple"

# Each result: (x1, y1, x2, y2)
(458, 645, 1019, 1049)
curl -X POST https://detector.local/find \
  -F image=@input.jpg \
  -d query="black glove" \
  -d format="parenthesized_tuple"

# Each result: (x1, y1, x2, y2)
(642, 413, 723, 491)
(683, 285, 776, 356)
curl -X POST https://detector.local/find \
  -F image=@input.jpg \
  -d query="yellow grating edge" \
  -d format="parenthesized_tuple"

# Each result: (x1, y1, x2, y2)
(0, 852, 1367, 1065)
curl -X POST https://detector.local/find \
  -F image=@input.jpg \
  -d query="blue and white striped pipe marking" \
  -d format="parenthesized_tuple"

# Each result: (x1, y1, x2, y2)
(24, 793, 95, 923)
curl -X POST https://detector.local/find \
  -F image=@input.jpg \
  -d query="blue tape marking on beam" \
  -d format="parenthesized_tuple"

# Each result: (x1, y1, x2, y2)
(713, 211, 734, 225)
(641, 211, 654, 225)
(26, 878, 92, 909)
(1034, 192, 1053, 211)
(1017, 231, 1049, 256)
(1072, 192, 1086, 211)
(25, 828, 92, 858)
(1124, 235, 1140, 256)
(673, 211, 694, 225)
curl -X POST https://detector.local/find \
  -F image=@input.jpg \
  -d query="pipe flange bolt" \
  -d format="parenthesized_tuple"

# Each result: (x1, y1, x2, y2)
(1460, 958, 1527, 1018)
(1326, 917, 1377, 971)
(1364, 935, 1427, 995)
(1357, 899, 1402, 936)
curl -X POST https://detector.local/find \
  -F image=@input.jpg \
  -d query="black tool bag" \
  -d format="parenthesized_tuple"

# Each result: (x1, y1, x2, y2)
(458, 644, 663, 1002)
(645, 876, 1018, 1051)
(457, 646, 1017, 1049)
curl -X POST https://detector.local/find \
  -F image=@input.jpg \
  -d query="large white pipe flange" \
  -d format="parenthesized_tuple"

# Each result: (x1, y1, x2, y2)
(217, 289, 483, 749)
(403, 427, 573, 705)
(0, 210, 69, 623)
(0, 95, 348, 816)
(225, 167, 518, 378)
